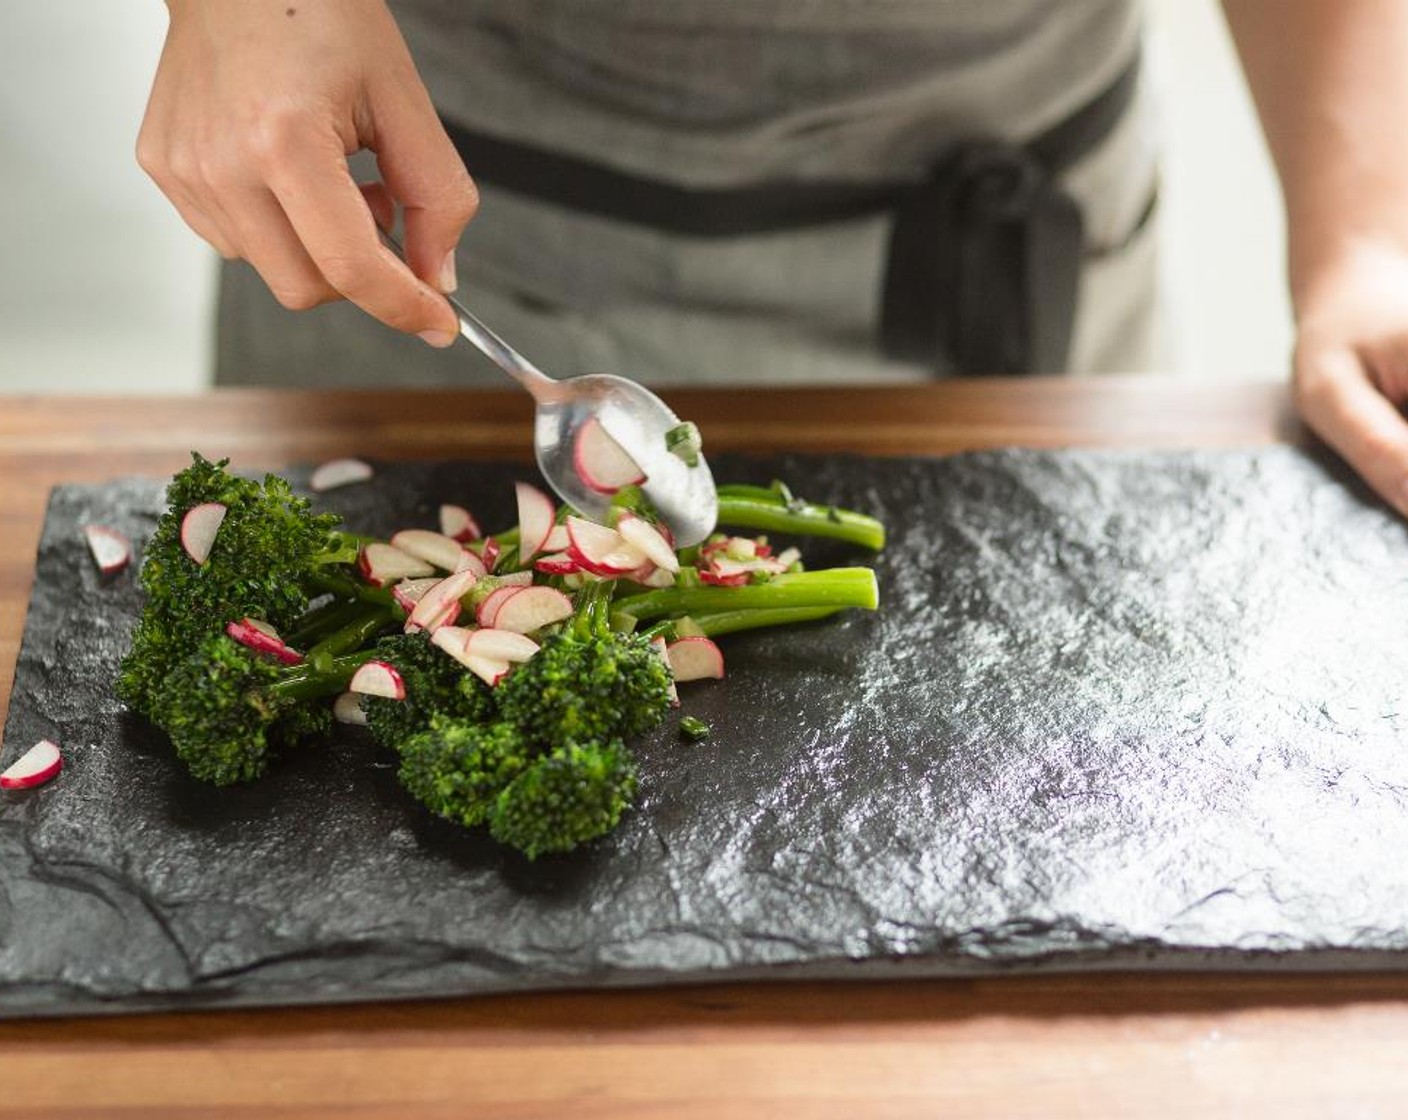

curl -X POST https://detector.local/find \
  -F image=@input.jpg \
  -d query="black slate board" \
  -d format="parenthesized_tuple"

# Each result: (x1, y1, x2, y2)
(5, 448, 1408, 1019)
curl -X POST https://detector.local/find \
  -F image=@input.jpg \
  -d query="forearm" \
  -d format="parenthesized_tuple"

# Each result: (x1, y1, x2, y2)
(1222, 0, 1408, 311)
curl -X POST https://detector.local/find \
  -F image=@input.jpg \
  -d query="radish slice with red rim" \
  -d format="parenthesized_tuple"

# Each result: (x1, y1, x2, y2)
(495, 570, 534, 586)
(310, 458, 373, 493)
(225, 620, 304, 665)
(406, 570, 477, 633)
(439, 503, 481, 542)
(566, 516, 649, 575)
(491, 585, 575, 634)
(454, 549, 489, 578)
(534, 551, 580, 576)
(430, 627, 512, 685)
(475, 585, 524, 628)
(649, 636, 680, 707)
(666, 636, 725, 681)
(573, 416, 647, 493)
(391, 529, 472, 573)
(181, 502, 227, 566)
(466, 628, 540, 663)
(541, 524, 570, 553)
(515, 482, 556, 561)
(1, 740, 63, 790)
(348, 660, 406, 700)
(360, 542, 436, 586)
(616, 513, 680, 573)
(83, 525, 131, 575)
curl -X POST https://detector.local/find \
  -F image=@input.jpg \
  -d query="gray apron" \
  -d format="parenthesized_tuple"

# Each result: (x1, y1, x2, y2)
(216, 0, 1162, 388)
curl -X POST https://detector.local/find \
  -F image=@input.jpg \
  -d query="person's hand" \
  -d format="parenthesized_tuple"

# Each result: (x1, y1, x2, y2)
(137, 0, 475, 347)
(1293, 240, 1408, 517)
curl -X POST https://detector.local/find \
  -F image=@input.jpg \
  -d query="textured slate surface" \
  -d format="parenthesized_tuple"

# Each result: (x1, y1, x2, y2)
(4, 449, 1408, 1019)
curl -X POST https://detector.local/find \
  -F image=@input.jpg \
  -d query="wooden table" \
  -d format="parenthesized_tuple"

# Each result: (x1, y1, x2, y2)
(3, 380, 1406, 1118)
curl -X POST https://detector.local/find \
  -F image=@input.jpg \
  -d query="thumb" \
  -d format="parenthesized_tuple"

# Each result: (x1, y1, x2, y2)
(1295, 344, 1408, 517)
(371, 85, 479, 295)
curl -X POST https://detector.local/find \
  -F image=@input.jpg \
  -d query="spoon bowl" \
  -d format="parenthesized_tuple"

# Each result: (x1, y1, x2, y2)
(386, 234, 718, 546)
(534, 373, 717, 547)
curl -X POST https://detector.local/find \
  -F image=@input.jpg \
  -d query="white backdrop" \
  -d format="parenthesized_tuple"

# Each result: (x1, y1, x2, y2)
(0, 0, 1291, 394)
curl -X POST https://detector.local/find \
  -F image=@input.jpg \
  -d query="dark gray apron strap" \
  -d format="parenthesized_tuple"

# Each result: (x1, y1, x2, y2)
(440, 51, 1144, 375)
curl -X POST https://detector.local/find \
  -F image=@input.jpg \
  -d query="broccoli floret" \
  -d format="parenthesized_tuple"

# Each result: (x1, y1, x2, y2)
(363, 632, 496, 750)
(119, 453, 358, 717)
(397, 717, 533, 828)
(495, 582, 673, 748)
(151, 634, 347, 785)
(488, 740, 638, 859)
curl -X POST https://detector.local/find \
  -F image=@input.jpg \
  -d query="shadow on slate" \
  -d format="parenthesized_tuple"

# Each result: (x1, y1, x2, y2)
(4, 448, 1408, 1019)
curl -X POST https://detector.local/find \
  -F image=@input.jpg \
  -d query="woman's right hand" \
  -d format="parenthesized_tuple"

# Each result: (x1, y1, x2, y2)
(138, 0, 476, 347)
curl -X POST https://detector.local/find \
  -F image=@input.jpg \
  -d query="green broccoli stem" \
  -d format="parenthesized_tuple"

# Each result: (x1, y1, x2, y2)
(638, 605, 845, 642)
(715, 486, 885, 550)
(284, 598, 364, 648)
(308, 570, 397, 608)
(612, 568, 878, 624)
(306, 607, 397, 663)
(266, 651, 382, 701)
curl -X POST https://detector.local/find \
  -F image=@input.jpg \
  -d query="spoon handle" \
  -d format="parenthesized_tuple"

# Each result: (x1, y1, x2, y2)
(443, 289, 561, 399)
(381, 232, 560, 400)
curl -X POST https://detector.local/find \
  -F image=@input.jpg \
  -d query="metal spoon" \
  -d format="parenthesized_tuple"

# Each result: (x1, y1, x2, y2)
(388, 237, 717, 547)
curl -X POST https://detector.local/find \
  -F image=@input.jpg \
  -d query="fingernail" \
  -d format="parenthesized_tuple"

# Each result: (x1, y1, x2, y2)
(418, 329, 457, 349)
(439, 250, 458, 294)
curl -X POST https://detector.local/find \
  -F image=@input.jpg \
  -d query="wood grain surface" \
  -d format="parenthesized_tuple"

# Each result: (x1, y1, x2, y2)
(7, 380, 1408, 1119)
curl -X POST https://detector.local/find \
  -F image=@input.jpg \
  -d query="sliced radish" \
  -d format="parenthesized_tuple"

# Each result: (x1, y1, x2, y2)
(181, 502, 227, 566)
(430, 627, 512, 685)
(649, 636, 680, 707)
(566, 516, 648, 576)
(83, 525, 131, 575)
(534, 551, 580, 576)
(698, 568, 750, 587)
(775, 547, 801, 569)
(464, 652, 512, 687)
(475, 585, 524, 629)
(616, 513, 680, 573)
(360, 542, 435, 587)
(639, 565, 676, 589)
(310, 458, 373, 492)
(541, 524, 570, 553)
(1, 740, 63, 790)
(390, 576, 443, 613)
(225, 620, 303, 665)
(454, 549, 489, 578)
(439, 503, 481, 542)
(348, 660, 406, 700)
(406, 570, 477, 633)
(666, 636, 725, 682)
(573, 417, 647, 493)
(492, 585, 575, 634)
(466, 628, 540, 663)
(495, 570, 534, 586)
(243, 618, 280, 639)
(391, 529, 471, 573)
(515, 482, 556, 560)
(479, 537, 502, 572)
(333, 692, 368, 726)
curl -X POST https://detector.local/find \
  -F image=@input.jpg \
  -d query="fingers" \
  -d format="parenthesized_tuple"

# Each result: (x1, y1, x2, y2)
(370, 83, 478, 295)
(222, 188, 340, 311)
(1295, 343, 1408, 516)
(266, 129, 459, 344)
(359, 182, 397, 235)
